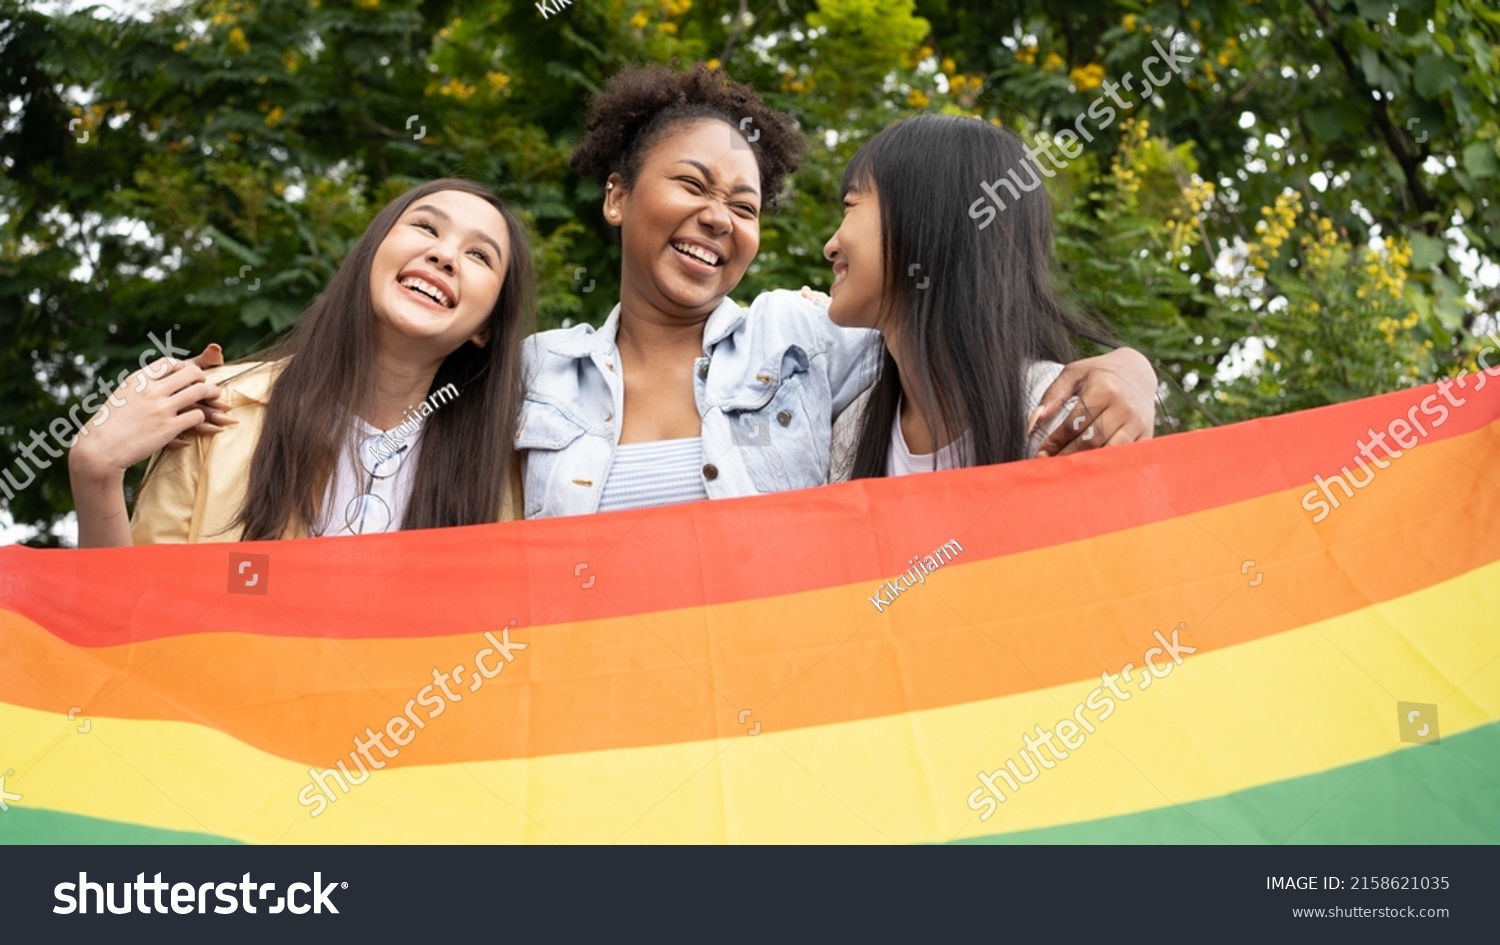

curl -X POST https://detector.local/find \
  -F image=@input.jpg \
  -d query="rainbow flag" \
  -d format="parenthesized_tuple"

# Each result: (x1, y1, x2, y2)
(2, 376, 1497, 844)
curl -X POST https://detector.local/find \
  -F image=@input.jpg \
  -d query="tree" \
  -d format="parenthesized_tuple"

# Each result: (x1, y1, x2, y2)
(3, 0, 1496, 543)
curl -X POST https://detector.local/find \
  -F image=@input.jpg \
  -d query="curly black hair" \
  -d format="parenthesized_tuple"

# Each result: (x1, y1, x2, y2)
(570, 62, 805, 211)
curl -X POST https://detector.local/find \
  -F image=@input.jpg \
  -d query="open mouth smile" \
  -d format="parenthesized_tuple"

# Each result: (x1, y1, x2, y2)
(671, 241, 724, 268)
(398, 274, 455, 308)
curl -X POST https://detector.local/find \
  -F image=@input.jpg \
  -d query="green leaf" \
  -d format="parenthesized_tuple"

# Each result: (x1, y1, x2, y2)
(1465, 33, 1494, 74)
(1462, 141, 1499, 178)
(1305, 105, 1346, 142)
(1359, 46, 1384, 88)
(1413, 54, 1455, 99)
(1409, 232, 1447, 269)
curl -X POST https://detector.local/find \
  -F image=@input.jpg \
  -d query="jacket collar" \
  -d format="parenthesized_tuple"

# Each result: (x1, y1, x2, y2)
(547, 296, 747, 360)
(205, 360, 283, 407)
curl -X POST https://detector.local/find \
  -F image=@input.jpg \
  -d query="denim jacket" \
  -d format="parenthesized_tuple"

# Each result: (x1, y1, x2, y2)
(518, 290, 878, 518)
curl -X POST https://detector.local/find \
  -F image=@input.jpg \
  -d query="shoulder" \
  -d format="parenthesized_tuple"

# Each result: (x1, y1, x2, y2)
(525, 322, 596, 350)
(523, 323, 597, 369)
(744, 289, 829, 333)
(205, 360, 283, 408)
(1023, 360, 1066, 405)
(743, 289, 876, 355)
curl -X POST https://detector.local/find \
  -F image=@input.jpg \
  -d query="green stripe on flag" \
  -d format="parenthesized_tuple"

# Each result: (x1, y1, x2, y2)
(955, 721, 1500, 844)
(0, 808, 240, 845)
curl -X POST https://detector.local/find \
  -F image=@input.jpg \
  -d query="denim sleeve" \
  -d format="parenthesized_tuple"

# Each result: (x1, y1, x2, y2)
(747, 289, 879, 416)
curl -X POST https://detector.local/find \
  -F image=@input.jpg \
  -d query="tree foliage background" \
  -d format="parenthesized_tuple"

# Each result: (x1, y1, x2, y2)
(3, 0, 1498, 544)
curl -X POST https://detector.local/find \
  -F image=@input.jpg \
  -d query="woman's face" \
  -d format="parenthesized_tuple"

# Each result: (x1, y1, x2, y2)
(605, 118, 762, 318)
(369, 189, 509, 357)
(823, 183, 885, 330)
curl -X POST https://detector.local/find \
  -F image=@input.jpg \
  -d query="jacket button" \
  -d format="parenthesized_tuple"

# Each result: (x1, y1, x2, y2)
(777, 410, 792, 426)
(702, 464, 719, 480)
(697, 363, 709, 381)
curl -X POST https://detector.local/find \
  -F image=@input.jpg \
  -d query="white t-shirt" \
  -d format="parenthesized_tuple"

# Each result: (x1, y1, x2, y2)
(829, 360, 1067, 479)
(314, 417, 424, 536)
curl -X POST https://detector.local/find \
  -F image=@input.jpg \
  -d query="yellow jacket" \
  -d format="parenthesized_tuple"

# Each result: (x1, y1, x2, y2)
(129, 360, 521, 543)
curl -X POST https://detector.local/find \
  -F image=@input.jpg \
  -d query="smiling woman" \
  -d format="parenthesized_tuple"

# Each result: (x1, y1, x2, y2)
(518, 63, 1158, 519)
(67, 178, 535, 546)
(824, 116, 1120, 479)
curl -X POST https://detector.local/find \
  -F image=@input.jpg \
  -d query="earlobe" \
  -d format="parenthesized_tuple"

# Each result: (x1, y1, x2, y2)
(470, 330, 490, 349)
(604, 174, 624, 225)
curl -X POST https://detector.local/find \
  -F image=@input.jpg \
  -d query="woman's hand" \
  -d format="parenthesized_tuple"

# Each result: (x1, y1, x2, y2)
(1030, 347, 1158, 457)
(799, 285, 832, 307)
(70, 349, 230, 480)
(166, 344, 234, 446)
(70, 347, 232, 547)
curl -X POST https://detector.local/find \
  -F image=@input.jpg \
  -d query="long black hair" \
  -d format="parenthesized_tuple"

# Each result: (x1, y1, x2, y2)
(842, 116, 1113, 478)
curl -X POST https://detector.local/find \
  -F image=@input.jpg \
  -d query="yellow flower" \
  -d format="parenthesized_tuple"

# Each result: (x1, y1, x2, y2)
(438, 77, 476, 100)
(1183, 178, 1214, 214)
(172, 38, 191, 52)
(941, 57, 956, 76)
(630, 10, 650, 29)
(1042, 52, 1065, 72)
(486, 71, 511, 93)
(353, 0, 379, 9)
(1014, 43, 1037, 65)
(227, 26, 248, 54)
(950, 75, 967, 93)
(1123, 13, 1138, 32)
(658, 21, 677, 35)
(663, 0, 693, 15)
(1069, 63, 1105, 91)
(706, 58, 721, 71)
(907, 88, 930, 109)
(265, 105, 284, 127)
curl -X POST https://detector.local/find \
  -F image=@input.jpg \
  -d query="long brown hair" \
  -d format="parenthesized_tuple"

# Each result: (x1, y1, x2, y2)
(234, 178, 534, 539)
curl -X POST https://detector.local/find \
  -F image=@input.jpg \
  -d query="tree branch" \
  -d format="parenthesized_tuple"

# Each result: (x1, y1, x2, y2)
(1302, 0, 1434, 225)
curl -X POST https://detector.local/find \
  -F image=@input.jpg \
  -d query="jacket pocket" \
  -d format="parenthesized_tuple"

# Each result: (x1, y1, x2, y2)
(723, 371, 830, 492)
(514, 397, 589, 451)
